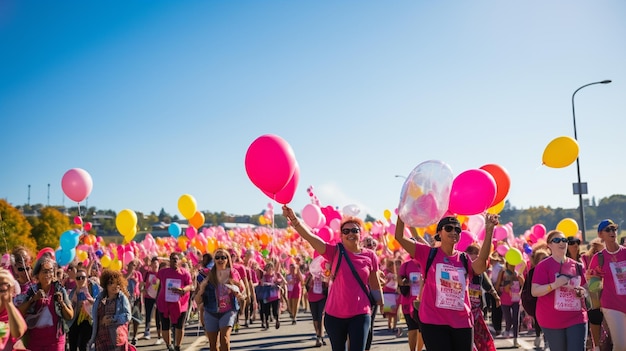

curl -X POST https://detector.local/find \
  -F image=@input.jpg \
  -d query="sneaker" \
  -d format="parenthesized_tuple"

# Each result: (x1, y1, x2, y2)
(167, 345, 175, 351)
(131, 338, 137, 345)
(142, 334, 151, 340)
(175, 346, 181, 351)
(513, 340, 521, 348)
(534, 336, 541, 348)
(322, 337, 326, 346)
(154, 338, 164, 345)
(502, 330, 510, 338)
(276, 320, 280, 329)
(315, 337, 322, 347)
(396, 327, 403, 337)
(291, 319, 296, 325)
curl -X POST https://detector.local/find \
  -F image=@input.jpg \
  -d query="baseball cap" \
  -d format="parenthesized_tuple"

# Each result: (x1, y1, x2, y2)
(436, 216, 461, 232)
(598, 219, 617, 232)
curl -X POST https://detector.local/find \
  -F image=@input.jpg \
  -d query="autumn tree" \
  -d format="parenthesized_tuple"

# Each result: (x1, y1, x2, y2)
(0, 200, 37, 254)
(28, 207, 72, 250)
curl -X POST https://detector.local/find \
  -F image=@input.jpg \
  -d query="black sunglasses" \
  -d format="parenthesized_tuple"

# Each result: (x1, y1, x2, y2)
(76, 276, 87, 280)
(568, 239, 581, 245)
(551, 237, 568, 244)
(17, 267, 31, 272)
(443, 225, 461, 234)
(341, 228, 360, 235)
(215, 256, 228, 260)
(604, 227, 618, 233)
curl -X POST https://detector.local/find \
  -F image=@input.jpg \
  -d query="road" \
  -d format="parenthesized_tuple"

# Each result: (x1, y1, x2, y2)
(131, 309, 543, 350)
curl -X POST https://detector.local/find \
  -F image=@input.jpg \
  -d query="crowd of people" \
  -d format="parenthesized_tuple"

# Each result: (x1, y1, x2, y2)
(0, 211, 625, 351)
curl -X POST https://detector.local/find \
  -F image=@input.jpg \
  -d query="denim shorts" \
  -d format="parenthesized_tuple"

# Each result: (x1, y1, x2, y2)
(203, 310, 237, 332)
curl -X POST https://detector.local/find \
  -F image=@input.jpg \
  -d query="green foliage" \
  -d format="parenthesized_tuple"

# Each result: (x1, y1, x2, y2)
(29, 207, 72, 250)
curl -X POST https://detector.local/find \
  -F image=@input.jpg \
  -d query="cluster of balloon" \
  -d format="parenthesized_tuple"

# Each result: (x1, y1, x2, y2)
(116, 209, 138, 243)
(245, 134, 299, 204)
(398, 160, 454, 228)
(542, 136, 579, 168)
(56, 229, 80, 266)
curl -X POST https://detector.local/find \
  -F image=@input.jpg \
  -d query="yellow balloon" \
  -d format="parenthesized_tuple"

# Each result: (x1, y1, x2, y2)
(542, 136, 579, 168)
(206, 238, 216, 253)
(110, 259, 122, 271)
(123, 230, 136, 244)
(487, 199, 505, 214)
(383, 209, 392, 221)
(76, 250, 88, 262)
(556, 218, 579, 236)
(101, 255, 111, 268)
(415, 227, 426, 237)
(178, 194, 197, 219)
(290, 247, 297, 256)
(259, 216, 266, 225)
(116, 209, 137, 236)
(426, 223, 438, 235)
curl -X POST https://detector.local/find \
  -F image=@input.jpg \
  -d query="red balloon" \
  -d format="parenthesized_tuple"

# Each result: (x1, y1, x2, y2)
(73, 216, 83, 225)
(480, 164, 511, 206)
(84, 222, 93, 231)
(61, 168, 93, 203)
(36, 247, 55, 261)
(263, 163, 300, 204)
(245, 135, 297, 194)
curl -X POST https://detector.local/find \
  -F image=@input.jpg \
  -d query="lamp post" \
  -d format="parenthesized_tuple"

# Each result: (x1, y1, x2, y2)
(572, 79, 611, 243)
(394, 175, 407, 180)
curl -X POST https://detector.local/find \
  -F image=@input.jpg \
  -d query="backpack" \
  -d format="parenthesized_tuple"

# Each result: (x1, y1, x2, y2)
(521, 267, 537, 317)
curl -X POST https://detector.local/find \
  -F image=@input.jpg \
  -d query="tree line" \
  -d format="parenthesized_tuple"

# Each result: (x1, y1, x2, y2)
(2, 195, 625, 253)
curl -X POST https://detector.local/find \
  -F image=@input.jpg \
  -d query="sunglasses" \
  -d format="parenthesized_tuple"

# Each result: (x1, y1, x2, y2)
(76, 276, 87, 280)
(215, 256, 228, 260)
(550, 237, 568, 244)
(568, 239, 581, 245)
(341, 228, 360, 235)
(442, 225, 461, 234)
(17, 266, 31, 272)
(604, 227, 618, 233)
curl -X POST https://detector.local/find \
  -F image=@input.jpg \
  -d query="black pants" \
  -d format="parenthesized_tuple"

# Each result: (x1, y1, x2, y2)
(68, 319, 92, 351)
(485, 293, 502, 333)
(144, 297, 159, 334)
(365, 304, 378, 350)
(260, 300, 279, 325)
(420, 322, 473, 351)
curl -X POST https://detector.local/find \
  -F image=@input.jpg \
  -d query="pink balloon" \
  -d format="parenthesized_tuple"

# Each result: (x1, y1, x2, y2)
(37, 247, 55, 260)
(532, 224, 547, 239)
(493, 226, 508, 241)
(245, 134, 297, 194)
(83, 222, 92, 231)
(302, 204, 324, 229)
(73, 216, 83, 225)
(448, 169, 496, 215)
(329, 218, 341, 232)
(122, 251, 135, 265)
(61, 168, 93, 203)
(321, 206, 341, 227)
(456, 230, 474, 252)
(496, 244, 509, 256)
(263, 163, 300, 204)
(317, 227, 332, 242)
(186, 226, 197, 240)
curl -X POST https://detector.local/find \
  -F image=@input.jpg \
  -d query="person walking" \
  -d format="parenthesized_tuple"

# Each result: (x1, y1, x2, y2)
(68, 268, 101, 351)
(88, 269, 132, 351)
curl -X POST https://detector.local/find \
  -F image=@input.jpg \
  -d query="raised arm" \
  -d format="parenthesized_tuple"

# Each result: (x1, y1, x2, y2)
(472, 213, 498, 275)
(408, 226, 429, 246)
(282, 205, 327, 254)
(394, 217, 417, 257)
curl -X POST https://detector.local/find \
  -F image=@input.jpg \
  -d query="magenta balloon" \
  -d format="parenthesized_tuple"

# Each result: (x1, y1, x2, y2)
(61, 168, 93, 203)
(264, 163, 300, 204)
(456, 230, 474, 252)
(448, 169, 496, 215)
(317, 226, 332, 242)
(496, 244, 509, 256)
(186, 226, 197, 240)
(245, 134, 297, 194)
(532, 224, 547, 239)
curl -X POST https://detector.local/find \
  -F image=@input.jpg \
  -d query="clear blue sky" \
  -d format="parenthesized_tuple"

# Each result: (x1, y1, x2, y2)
(1, 1, 625, 222)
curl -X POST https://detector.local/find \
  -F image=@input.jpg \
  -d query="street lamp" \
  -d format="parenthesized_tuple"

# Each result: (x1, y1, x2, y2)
(572, 79, 611, 243)
(394, 175, 407, 180)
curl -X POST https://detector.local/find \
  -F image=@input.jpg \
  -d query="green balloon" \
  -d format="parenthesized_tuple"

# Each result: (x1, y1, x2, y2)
(261, 249, 269, 257)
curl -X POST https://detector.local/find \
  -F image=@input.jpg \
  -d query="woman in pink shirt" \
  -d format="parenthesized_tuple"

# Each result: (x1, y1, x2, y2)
(395, 214, 498, 351)
(283, 205, 382, 351)
(588, 219, 626, 351)
(532, 230, 587, 351)
(285, 261, 304, 325)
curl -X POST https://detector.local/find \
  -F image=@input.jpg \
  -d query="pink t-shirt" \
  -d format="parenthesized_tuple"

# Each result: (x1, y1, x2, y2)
(143, 271, 159, 299)
(261, 272, 283, 303)
(413, 243, 473, 328)
(398, 259, 422, 315)
(322, 244, 378, 318)
(498, 270, 522, 306)
(124, 270, 143, 299)
(156, 268, 192, 321)
(217, 269, 242, 313)
(305, 273, 327, 303)
(588, 247, 626, 314)
(286, 271, 303, 299)
(532, 256, 587, 329)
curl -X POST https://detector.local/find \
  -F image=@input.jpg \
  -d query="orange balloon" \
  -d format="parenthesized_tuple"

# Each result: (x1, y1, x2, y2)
(480, 164, 511, 206)
(178, 236, 188, 251)
(189, 211, 205, 229)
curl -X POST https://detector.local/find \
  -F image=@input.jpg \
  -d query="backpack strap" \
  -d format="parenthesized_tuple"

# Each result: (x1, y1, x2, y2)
(423, 247, 438, 281)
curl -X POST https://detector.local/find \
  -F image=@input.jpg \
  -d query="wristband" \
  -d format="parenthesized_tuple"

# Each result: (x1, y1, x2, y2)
(547, 284, 552, 292)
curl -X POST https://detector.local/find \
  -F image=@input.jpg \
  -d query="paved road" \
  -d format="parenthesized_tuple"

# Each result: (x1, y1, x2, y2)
(131, 310, 543, 351)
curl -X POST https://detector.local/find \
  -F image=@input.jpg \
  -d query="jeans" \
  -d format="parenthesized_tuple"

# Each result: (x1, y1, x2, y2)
(543, 322, 587, 351)
(324, 313, 371, 351)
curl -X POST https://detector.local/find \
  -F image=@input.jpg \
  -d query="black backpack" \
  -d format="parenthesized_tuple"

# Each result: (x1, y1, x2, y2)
(521, 267, 537, 317)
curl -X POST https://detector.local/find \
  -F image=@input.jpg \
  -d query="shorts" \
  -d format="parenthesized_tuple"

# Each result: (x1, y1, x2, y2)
(159, 311, 187, 330)
(203, 310, 238, 332)
(404, 312, 420, 331)
(588, 308, 603, 325)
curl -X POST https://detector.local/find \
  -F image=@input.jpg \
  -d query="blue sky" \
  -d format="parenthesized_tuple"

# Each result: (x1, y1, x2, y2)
(1, 1, 625, 222)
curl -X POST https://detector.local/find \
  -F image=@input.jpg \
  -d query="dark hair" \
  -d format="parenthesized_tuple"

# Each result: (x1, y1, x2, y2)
(99, 269, 129, 297)
(33, 255, 56, 276)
